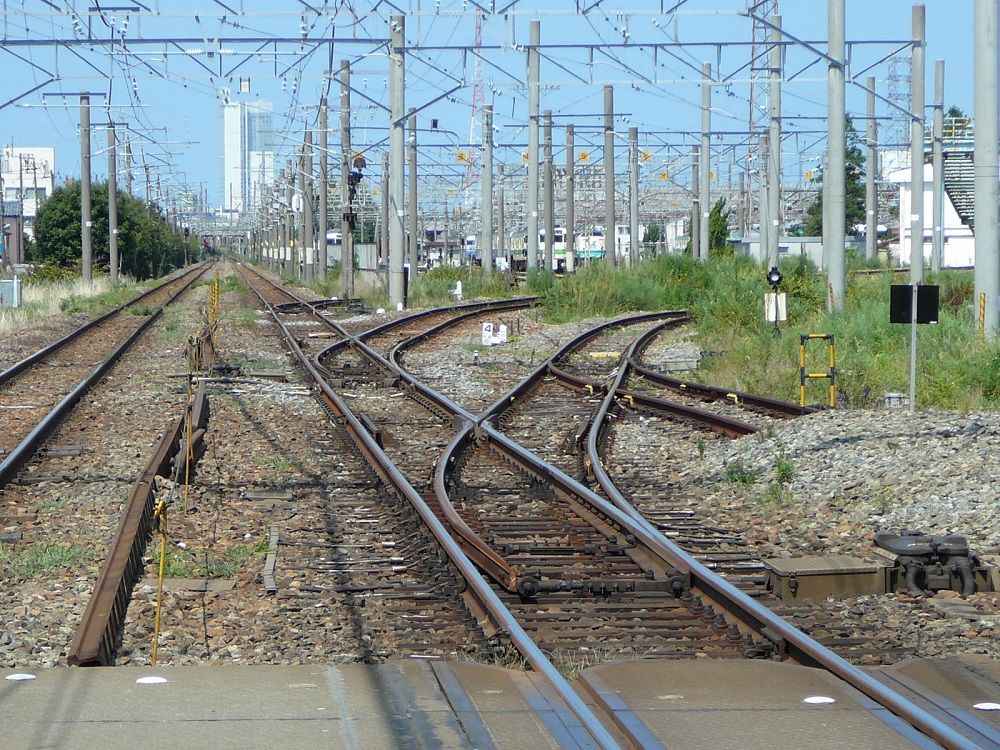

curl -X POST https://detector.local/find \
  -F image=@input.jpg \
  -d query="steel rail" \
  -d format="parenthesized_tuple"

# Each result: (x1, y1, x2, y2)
(581, 323, 980, 750)
(67, 378, 211, 667)
(0, 263, 209, 388)
(0, 264, 212, 489)
(237, 265, 624, 750)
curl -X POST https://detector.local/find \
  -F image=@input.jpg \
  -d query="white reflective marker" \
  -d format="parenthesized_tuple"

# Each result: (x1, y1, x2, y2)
(974, 702, 1000, 711)
(136, 676, 168, 685)
(803, 696, 836, 705)
(5, 674, 36, 681)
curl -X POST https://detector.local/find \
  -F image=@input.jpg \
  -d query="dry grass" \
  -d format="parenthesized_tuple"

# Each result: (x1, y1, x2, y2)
(0, 276, 120, 337)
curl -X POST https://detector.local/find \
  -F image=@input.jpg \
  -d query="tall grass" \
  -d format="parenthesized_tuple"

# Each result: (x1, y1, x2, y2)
(0, 274, 126, 337)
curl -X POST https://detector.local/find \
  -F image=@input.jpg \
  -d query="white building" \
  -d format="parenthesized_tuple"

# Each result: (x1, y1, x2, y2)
(1, 146, 55, 227)
(889, 162, 975, 268)
(219, 101, 275, 214)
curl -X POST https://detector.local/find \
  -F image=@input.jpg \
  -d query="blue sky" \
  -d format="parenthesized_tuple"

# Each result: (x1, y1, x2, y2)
(0, 1, 979, 208)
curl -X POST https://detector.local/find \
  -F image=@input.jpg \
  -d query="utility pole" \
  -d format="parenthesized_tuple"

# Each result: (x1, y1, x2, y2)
(380, 151, 389, 266)
(826, 0, 846, 311)
(108, 122, 119, 281)
(603, 85, 615, 268)
(340, 60, 354, 299)
(80, 92, 93, 287)
(388, 14, 406, 308)
(526, 21, 540, 272)
(866, 75, 879, 261)
(931, 59, 944, 274)
(482, 104, 494, 279)
(909, 4, 926, 284)
(408, 107, 418, 274)
(124, 139, 133, 196)
(628, 126, 639, 266)
(543, 109, 554, 271)
(699, 63, 711, 261)
(285, 160, 295, 276)
(566, 123, 575, 272)
(319, 97, 329, 279)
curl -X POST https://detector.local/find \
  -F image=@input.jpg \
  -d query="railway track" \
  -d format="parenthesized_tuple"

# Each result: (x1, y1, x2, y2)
(5, 261, 993, 748)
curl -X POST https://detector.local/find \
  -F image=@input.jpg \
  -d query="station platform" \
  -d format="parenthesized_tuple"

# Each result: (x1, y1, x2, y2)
(2, 656, 997, 749)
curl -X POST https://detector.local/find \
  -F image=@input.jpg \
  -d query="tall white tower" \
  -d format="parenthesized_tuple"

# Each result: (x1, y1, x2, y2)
(219, 100, 275, 213)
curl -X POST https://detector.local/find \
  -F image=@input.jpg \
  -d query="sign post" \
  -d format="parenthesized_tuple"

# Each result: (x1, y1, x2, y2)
(889, 284, 939, 411)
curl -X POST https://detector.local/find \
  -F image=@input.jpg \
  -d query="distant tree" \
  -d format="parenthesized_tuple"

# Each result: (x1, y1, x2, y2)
(31, 180, 189, 280)
(802, 117, 866, 237)
(643, 223, 661, 244)
(946, 105, 967, 119)
(684, 197, 730, 256)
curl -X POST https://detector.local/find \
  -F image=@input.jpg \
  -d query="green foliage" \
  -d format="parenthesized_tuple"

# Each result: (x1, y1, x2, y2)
(31, 180, 192, 280)
(408, 264, 518, 307)
(0, 542, 90, 579)
(802, 117, 867, 237)
(774, 455, 795, 485)
(724, 459, 759, 486)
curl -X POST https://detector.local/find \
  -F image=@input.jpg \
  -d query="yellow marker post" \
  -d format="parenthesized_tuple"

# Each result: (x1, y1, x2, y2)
(152, 498, 168, 667)
(799, 334, 836, 409)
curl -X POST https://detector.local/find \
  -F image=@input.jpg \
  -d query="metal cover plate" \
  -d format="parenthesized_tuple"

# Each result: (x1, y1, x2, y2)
(762, 555, 882, 576)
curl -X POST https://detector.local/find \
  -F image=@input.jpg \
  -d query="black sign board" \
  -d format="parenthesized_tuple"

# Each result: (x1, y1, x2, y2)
(890, 284, 939, 324)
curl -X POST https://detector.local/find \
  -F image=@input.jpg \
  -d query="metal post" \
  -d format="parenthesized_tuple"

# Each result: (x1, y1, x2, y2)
(866, 75, 879, 261)
(826, 0, 846, 311)
(107, 122, 119, 281)
(124, 139, 133, 196)
(80, 92, 93, 287)
(699, 62, 711, 261)
(628, 126, 639, 266)
(931, 59, 944, 274)
(603, 84, 616, 267)
(526, 21, 540, 272)
(340, 60, 354, 298)
(565, 123, 576, 273)
(767, 17, 782, 270)
(482, 104, 494, 280)
(408, 107, 419, 274)
(388, 14, 406, 307)
(975, 0, 1000, 338)
(319, 97, 329, 279)
(909, 4, 926, 283)
(284, 163, 294, 275)
(543, 109, 554, 272)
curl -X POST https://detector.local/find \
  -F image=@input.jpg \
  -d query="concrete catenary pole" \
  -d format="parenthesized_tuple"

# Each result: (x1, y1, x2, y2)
(498, 164, 506, 269)
(107, 121, 119, 281)
(931, 59, 944, 274)
(691, 146, 700, 260)
(339, 60, 354, 298)
(565, 124, 576, 272)
(866, 76, 879, 261)
(975, 0, 1000, 338)
(826, 0, 846, 311)
(285, 161, 295, 274)
(380, 152, 389, 265)
(319, 98, 329, 279)
(759, 133, 770, 263)
(767, 18, 782, 270)
(482, 104, 494, 279)
(302, 131, 314, 281)
(543, 109, 554, 272)
(527, 21, 541, 272)
(699, 63, 712, 261)
(603, 84, 616, 267)
(408, 108, 419, 274)
(909, 4, 926, 283)
(628, 126, 639, 266)
(388, 15, 406, 307)
(80, 92, 93, 287)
